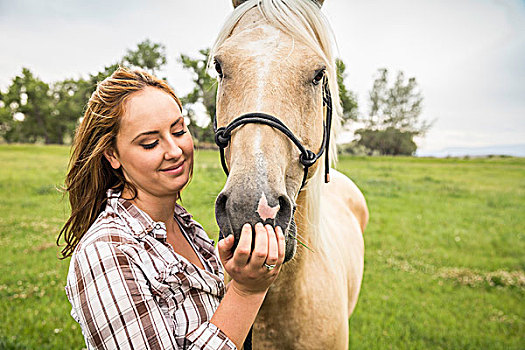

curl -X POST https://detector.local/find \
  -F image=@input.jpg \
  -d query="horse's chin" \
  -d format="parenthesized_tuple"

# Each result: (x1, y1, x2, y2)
(283, 232, 297, 263)
(283, 218, 298, 263)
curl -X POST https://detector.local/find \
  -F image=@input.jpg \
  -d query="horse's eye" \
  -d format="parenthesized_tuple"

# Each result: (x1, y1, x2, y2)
(214, 60, 223, 78)
(313, 69, 325, 85)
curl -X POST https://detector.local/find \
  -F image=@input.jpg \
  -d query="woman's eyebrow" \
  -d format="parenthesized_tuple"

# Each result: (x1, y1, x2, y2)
(131, 117, 183, 142)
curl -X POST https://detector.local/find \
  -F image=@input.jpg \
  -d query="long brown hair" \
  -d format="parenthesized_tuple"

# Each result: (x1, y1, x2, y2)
(57, 68, 183, 259)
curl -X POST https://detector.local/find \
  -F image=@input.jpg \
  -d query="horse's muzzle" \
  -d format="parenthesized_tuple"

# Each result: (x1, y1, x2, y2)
(215, 188, 297, 263)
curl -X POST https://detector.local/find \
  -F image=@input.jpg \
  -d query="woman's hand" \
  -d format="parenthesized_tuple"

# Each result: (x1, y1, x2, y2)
(218, 223, 285, 296)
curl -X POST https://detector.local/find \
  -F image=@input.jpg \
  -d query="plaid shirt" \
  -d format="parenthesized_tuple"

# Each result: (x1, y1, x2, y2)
(65, 189, 236, 350)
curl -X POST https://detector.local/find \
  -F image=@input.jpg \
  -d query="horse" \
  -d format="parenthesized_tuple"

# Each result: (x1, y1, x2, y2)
(210, 0, 368, 348)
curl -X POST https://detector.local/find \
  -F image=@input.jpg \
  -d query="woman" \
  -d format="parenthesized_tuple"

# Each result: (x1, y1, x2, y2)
(60, 68, 285, 349)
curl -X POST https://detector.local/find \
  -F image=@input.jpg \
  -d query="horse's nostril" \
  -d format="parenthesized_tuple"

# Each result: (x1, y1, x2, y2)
(215, 192, 230, 238)
(215, 192, 227, 214)
(276, 195, 293, 231)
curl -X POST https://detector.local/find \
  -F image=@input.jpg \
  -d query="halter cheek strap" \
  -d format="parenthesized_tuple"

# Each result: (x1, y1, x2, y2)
(322, 77, 333, 183)
(214, 76, 333, 189)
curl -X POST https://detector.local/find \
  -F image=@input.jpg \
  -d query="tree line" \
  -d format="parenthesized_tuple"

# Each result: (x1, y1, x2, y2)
(0, 39, 431, 155)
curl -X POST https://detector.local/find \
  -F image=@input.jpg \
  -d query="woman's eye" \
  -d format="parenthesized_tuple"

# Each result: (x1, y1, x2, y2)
(214, 60, 223, 78)
(313, 70, 325, 85)
(141, 141, 158, 150)
(173, 130, 187, 137)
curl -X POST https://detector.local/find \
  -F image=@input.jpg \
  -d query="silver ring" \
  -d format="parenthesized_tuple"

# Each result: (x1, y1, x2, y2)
(263, 263, 276, 271)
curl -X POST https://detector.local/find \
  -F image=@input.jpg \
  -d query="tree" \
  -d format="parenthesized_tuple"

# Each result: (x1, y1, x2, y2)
(50, 63, 120, 144)
(122, 39, 167, 75)
(335, 58, 359, 124)
(356, 68, 432, 155)
(368, 68, 430, 133)
(52, 78, 93, 142)
(1, 68, 57, 143)
(0, 92, 13, 141)
(179, 48, 217, 144)
(87, 63, 121, 86)
(356, 127, 417, 156)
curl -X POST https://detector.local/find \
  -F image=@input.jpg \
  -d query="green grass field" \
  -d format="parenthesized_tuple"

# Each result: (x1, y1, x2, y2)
(0, 144, 523, 349)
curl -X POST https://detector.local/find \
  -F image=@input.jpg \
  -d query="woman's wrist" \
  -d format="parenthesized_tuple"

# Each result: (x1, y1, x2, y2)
(211, 280, 268, 348)
(229, 280, 268, 299)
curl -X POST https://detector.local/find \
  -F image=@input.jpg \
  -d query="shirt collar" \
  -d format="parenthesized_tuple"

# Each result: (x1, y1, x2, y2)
(106, 189, 167, 240)
(105, 189, 221, 276)
(105, 189, 209, 246)
(173, 202, 196, 231)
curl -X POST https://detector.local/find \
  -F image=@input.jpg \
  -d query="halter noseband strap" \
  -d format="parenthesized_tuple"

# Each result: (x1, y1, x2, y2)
(214, 77, 333, 190)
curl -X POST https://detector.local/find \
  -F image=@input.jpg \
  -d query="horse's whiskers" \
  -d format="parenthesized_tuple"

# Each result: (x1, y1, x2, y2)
(295, 236, 315, 253)
(290, 233, 315, 253)
(284, 216, 315, 253)
(295, 231, 308, 242)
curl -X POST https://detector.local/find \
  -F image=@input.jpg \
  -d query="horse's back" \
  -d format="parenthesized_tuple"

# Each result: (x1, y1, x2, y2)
(323, 168, 367, 316)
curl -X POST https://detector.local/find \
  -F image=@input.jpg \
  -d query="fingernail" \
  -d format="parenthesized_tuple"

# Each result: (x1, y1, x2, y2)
(243, 223, 251, 230)
(256, 222, 264, 228)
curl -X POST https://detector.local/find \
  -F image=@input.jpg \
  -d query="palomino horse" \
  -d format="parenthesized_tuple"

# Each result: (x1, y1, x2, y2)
(211, 0, 368, 348)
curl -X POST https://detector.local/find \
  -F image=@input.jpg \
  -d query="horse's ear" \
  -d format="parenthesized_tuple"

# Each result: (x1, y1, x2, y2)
(232, 0, 248, 8)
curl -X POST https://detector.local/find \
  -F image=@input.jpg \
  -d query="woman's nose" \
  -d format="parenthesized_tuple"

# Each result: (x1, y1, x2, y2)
(164, 138, 183, 160)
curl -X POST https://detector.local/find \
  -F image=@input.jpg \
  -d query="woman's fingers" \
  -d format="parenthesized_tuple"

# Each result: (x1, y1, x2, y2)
(225, 223, 285, 295)
(232, 223, 252, 266)
(276, 226, 285, 264)
(250, 223, 268, 267)
(264, 225, 279, 267)
(226, 223, 284, 273)
(217, 234, 235, 264)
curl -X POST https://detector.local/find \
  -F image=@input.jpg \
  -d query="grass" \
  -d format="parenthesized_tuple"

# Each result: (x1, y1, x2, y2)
(0, 144, 523, 349)
(340, 156, 525, 349)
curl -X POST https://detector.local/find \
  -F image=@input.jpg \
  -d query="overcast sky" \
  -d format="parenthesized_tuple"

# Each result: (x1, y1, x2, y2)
(1, 0, 524, 153)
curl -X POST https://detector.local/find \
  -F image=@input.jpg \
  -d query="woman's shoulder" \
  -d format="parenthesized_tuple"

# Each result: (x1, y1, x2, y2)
(64, 211, 149, 316)
(66, 210, 143, 292)
(72, 209, 138, 258)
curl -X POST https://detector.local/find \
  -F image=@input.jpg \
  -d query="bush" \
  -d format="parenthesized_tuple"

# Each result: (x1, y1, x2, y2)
(355, 127, 417, 156)
(338, 141, 379, 156)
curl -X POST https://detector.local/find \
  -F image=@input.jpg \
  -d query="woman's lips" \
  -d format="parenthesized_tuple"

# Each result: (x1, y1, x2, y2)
(160, 161, 184, 175)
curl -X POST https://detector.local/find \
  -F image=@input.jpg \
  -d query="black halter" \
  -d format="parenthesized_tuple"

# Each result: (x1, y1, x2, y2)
(213, 76, 333, 189)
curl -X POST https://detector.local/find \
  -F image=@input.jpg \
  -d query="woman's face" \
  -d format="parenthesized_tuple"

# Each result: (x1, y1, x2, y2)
(105, 87, 194, 199)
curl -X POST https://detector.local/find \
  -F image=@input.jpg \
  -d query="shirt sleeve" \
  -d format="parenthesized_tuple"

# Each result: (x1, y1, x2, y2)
(187, 322, 237, 349)
(66, 241, 236, 350)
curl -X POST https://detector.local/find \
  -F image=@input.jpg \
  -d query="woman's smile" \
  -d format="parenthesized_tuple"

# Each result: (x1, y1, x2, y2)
(159, 160, 185, 176)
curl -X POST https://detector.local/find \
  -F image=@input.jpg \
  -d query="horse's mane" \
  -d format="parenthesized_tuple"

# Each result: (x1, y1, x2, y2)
(210, 0, 343, 257)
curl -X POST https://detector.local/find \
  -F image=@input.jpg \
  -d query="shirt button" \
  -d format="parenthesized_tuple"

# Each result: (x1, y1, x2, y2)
(154, 224, 162, 230)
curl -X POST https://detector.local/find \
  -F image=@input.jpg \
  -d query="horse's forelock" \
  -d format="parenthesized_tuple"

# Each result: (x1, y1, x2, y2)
(232, 0, 325, 9)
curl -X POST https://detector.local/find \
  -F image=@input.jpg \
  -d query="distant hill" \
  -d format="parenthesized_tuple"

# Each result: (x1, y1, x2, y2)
(416, 144, 525, 158)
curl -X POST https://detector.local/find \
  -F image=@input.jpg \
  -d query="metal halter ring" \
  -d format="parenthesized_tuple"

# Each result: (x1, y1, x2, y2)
(263, 263, 276, 271)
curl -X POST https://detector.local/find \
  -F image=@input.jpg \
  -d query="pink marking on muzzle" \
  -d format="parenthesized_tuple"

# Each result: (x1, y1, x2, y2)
(257, 192, 280, 221)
